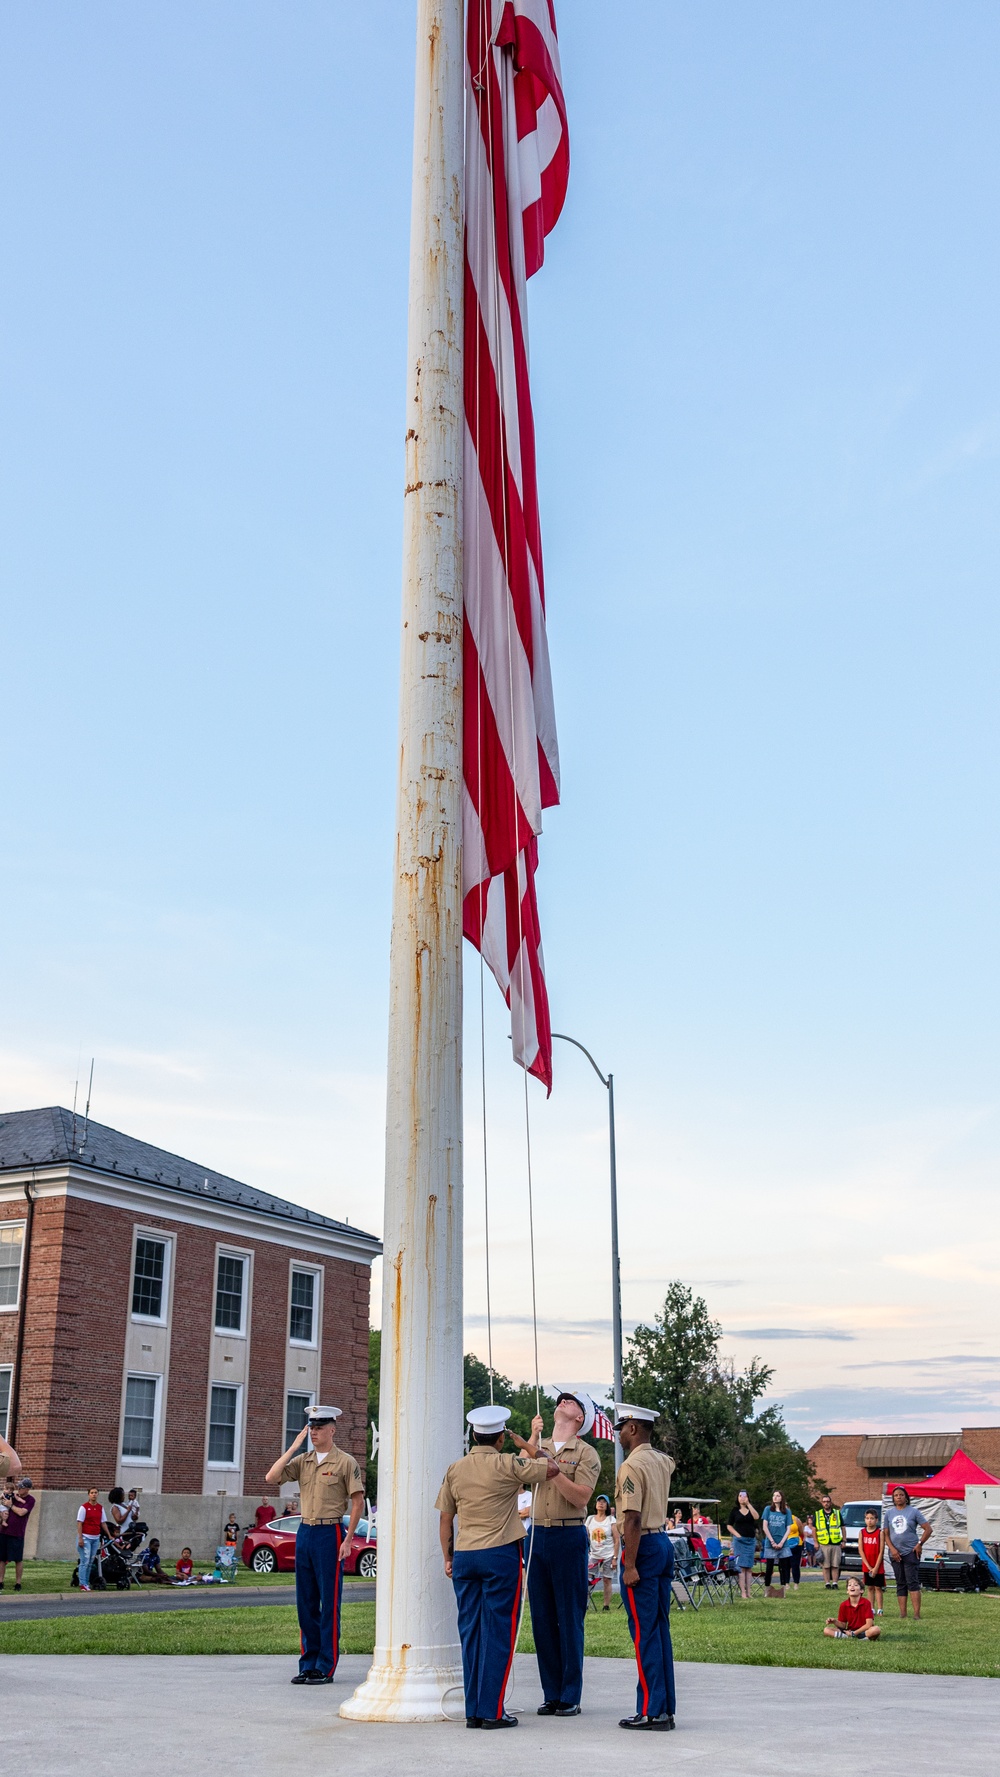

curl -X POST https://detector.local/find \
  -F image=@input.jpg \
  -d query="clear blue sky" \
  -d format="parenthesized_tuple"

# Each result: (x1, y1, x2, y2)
(4, 2, 998, 1444)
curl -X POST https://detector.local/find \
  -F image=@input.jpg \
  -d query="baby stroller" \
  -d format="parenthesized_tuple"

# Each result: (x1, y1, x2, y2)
(71, 1535, 133, 1591)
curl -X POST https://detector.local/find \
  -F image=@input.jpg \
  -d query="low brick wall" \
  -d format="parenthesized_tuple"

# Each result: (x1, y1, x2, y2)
(25, 1492, 283, 1564)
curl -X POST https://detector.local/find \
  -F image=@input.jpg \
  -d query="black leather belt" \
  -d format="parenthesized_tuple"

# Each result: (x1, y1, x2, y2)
(640, 1526, 667, 1536)
(304, 1518, 344, 1527)
(535, 1518, 585, 1528)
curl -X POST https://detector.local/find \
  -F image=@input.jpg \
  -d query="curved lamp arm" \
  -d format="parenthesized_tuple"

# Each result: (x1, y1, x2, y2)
(551, 1031, 609, 1089)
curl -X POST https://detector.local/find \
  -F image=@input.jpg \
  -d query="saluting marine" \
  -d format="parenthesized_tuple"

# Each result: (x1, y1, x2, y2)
(436, 1404, 558, 1729)
(515, 1387, 601, 1716)
(614, 1402, 677, 1731)
(265, 1404, 365, 1686)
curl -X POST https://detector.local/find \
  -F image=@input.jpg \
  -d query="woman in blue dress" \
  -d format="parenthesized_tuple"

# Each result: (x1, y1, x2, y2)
(761, 1490, 793, 1597)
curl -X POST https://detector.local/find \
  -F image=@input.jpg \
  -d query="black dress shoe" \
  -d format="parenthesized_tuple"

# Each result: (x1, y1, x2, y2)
(466, 1718, 483, 1729)
(555, 1705, 581, 1717)
(304, 1673, 334, 1685)
(291, 1673, 311, 1684)
(481, 1713, 518, 1729)
(619, 1713, 675, 1731)
(536, 1702, 561, 1715)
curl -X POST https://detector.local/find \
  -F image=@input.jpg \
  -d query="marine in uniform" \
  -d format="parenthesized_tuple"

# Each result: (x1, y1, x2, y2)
(613, 1401, 677, 1731)
(515, 1387, 601, 1716)
(265, 1403, 364, 1686)
(436, 1405, 558, 1729)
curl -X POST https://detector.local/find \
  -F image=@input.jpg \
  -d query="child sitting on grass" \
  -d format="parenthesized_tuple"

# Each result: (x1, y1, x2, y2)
(175, 1547, 195, 1581)
(824, 1574, 881, 1640)
(860, 1508, 886, 1615)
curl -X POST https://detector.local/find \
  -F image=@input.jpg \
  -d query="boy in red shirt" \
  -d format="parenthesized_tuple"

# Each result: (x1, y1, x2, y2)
(859, 1508, 886, 1615)
(823, 1574, 881, 1640)
(175, 1547, 195, 1581)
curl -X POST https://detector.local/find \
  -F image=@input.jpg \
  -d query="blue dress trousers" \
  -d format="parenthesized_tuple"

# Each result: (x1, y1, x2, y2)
(621, 1531, 676, 1718)
(295, 1521, 344, 1677)
(452, 1540, 523, 1722)
(526, 1524, 589, 1707)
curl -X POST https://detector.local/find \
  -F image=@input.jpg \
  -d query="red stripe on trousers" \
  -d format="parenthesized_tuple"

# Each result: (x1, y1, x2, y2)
(497, 1547, 524, 1718)
(626, 1584, 650, 1716)
(328, 1525, 342, 1675)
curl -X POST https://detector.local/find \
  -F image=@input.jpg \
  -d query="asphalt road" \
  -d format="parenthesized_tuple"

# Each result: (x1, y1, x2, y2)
(0, 1582, 375, 1623)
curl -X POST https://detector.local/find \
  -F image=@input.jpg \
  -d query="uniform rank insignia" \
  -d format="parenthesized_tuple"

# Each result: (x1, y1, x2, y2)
(622, 1476, 635, 1494)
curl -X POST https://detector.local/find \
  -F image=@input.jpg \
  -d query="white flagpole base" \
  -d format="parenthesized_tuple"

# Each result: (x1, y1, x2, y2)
(339, 1655, 465, 1723)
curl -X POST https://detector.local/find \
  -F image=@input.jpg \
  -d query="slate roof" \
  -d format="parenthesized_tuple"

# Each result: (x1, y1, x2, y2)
(0, 1106, 380, 1248)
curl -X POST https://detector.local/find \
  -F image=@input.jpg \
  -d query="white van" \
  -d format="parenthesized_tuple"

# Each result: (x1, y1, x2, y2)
(839, 1499, 883, 1568)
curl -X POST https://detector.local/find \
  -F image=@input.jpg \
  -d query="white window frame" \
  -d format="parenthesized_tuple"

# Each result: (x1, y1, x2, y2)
(0, 1220, 27, 1314)
(0, 1364, 12, 1440)
(285, 1387, 315, 1449)
(129, 1229, 172, 1328)
(206, 1380, 244, 1470)
(121, 1371, 162, 1465)
(288, 1263, 321, 1349)
(213, 1248, 250, 1338)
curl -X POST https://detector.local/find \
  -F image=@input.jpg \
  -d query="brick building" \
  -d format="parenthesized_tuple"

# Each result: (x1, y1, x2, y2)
(0, 1107, 380, 1496)
(807, 1428, 1000, 1503)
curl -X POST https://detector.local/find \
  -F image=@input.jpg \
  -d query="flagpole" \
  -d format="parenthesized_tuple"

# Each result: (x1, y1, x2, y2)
(341, 0, 465, 1725)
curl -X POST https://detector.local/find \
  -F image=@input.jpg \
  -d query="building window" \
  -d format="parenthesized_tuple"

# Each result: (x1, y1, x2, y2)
(289, 1269, 317, 1344)
(0, 1367, 11, 1439)
(0, 1224, 25, 1310)
(131, 1238, 166, 1320)
(285, 1391, 313, 1449)
(122, 1375, 158, 1460)
(208, 1384, 239, 1465)
(214, 1255, 245, 1332)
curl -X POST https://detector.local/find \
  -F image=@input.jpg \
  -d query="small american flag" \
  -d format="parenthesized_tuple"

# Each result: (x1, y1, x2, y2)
(592, 1408, 615, 1443)
(463, 0, 568, 1092)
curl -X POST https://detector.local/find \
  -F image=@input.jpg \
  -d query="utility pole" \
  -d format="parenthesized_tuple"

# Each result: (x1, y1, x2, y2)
(341, 0, 465, 1724)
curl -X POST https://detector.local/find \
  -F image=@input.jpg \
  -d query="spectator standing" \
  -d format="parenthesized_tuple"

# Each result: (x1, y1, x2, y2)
(859, 1508, 886, 1615)
(824, 1574, 881, 1640)
(254, 1497, 275, 1529)
(761, 1491, 793, 1597)
(0, 1479, 35, 1591)
(586, 1495, 620, 1610)
(884, 1487, 932, 1619)
(786, 1510, 803, 1590)
(76, 1487, 109, 1591)
(815, 1494, 844, 1589)
(726, 1491, 759, 1600)
(803, 1516, 819, 1567)
(223, 1512, 240, 1546)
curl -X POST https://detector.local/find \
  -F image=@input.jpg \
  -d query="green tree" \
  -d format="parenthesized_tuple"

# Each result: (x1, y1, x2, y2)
(622, 1281, 808, 1503)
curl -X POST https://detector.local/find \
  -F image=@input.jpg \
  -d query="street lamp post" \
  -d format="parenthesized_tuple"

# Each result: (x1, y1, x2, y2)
(551, 1033, 624, 1470)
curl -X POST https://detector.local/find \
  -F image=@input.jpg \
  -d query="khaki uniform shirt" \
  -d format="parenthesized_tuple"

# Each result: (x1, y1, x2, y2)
(280, 1445, 364, 1524)
(436, 1448, 551, 1551)
(530, 1435, 602, 1527)
(614, 1443, 675, 1529)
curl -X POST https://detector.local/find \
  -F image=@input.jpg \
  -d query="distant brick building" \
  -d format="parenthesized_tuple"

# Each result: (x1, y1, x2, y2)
(807, 1429, 1000, 1503)
(0, 1107, 380, 1496)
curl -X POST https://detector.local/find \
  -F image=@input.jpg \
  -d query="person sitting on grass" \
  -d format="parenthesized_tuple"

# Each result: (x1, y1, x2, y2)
(860, 1508, 886, 1616)
(175, 1547, 195, 1581)
(824, 1575, 881, 1640)
(137, 1538, 172, 1584)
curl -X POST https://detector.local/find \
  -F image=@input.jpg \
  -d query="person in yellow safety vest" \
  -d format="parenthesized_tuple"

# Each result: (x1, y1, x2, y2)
(815, 1495, 844, 1589)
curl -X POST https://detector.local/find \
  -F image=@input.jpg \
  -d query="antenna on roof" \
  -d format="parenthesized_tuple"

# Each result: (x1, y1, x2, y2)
(81, 1060, 94, 1153)
(71, 1074, 79, 1151)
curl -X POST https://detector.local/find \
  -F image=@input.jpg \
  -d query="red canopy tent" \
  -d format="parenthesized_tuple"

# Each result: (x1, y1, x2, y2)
(895, 1449, 1000, 1499)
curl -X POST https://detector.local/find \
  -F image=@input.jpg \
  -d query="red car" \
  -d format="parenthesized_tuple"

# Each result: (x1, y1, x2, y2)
(241, 1513, 377, 1579)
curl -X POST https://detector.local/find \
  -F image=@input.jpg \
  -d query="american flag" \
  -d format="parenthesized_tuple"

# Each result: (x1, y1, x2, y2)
(592, 1408, 615, 1443)
(462, 0, 568, 1092)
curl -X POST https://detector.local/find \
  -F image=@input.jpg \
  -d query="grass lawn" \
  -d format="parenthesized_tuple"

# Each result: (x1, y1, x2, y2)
(0, 1586, 998, 1675)
(2, 1560, 298, 1594)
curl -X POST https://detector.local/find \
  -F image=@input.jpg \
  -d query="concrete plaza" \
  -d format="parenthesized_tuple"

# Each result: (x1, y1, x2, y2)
(7, 1652, 1000, 1775)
